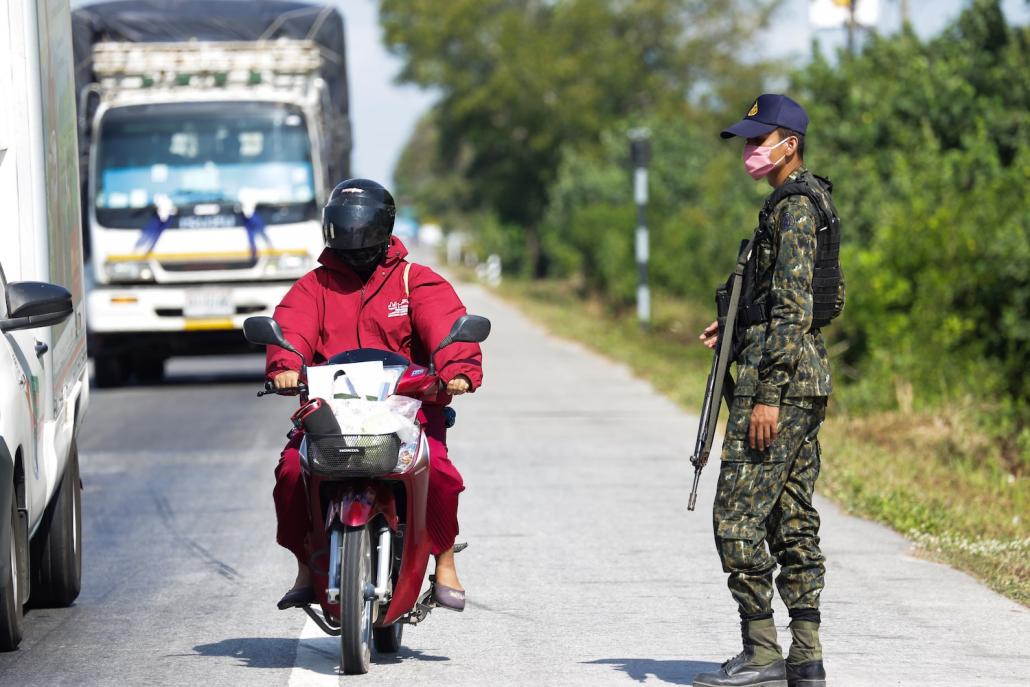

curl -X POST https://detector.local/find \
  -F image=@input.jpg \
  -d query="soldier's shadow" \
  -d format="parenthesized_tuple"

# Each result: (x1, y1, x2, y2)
(586, 658, 720, 685)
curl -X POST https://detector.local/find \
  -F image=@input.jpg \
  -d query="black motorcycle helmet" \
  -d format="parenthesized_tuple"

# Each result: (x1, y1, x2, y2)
(321, 178, 396, 250)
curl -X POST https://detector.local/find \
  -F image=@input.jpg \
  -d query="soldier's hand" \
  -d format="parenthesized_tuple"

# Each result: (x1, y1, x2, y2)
(699, 320, 719, 349)
(273, 370, 301, 390)
(749, 403, 780, 451)
(446, 375, 472, 395)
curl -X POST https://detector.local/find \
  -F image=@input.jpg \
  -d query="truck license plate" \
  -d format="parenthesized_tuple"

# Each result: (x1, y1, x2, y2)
(184, 289, 234, 318)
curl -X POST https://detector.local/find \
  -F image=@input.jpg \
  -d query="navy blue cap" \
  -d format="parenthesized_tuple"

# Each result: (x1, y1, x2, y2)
(720, 94, 809, 139)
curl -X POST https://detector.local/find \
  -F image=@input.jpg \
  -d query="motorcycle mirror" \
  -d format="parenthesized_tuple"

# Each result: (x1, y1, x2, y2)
(243, 316, 305, 364)
(434, 315, 491, 354)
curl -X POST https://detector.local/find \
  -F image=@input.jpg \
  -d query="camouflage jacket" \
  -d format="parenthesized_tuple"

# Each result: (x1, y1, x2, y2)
(734, 167, 834, 405)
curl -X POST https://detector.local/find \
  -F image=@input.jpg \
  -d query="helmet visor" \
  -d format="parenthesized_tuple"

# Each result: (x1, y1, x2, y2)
(322, 204, 394, 250)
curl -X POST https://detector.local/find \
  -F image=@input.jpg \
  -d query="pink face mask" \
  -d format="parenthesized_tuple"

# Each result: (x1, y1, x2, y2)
(742, 137, 791, 180)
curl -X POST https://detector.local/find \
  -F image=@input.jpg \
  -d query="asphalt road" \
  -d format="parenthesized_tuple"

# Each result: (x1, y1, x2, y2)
(1, 276, 1028, 686)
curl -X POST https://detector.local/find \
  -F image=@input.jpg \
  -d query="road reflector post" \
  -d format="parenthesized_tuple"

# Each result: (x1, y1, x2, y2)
(629, 129, 652, 331)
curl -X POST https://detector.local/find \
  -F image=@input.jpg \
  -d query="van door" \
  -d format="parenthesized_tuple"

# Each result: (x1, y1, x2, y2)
(0, 264, 48, 525)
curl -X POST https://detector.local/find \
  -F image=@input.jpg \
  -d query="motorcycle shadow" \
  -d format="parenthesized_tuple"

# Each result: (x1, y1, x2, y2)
(585, 658, 721, 685)
(374, 647, 450, 665)
(191, 637, 302, 669)
(191, 637, 450, 671)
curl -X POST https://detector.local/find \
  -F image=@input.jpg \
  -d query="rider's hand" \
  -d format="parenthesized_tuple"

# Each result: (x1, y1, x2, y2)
(748, 403, 780, 452)
(446, 375, 472, 395)
(699, 320, 719, 349)
(273, 370, 300, 390)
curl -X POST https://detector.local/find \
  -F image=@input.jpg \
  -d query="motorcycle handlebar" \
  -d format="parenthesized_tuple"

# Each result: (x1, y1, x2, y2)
(257, 380, 308, 397)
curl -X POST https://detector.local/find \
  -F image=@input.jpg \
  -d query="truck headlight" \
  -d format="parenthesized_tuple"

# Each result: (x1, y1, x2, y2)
(104, 260, 155, 283)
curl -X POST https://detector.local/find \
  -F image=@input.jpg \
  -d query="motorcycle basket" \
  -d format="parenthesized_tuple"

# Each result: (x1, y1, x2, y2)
(305, 433, 401, 477)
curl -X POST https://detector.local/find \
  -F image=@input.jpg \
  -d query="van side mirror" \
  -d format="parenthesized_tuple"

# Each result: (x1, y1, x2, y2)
(0, 282, 74, 333)
(243, 316, 305, 364)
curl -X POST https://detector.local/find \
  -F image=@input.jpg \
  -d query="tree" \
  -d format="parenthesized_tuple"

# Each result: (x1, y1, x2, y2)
(381, 0, 779, 274)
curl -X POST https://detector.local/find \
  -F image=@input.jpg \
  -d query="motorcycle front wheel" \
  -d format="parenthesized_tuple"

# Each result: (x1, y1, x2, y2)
(339, 525, 373, 674)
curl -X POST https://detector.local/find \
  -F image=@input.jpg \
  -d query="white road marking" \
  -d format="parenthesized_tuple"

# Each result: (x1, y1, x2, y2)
(288, 616, 341, 686)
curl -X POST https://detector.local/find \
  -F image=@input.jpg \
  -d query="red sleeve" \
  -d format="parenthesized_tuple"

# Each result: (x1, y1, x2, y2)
(265, 270, 324, 381)
(408, 265, 484, 390)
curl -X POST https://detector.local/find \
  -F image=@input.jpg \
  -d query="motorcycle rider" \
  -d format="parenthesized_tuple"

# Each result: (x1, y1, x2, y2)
(267, 178, 483, 612)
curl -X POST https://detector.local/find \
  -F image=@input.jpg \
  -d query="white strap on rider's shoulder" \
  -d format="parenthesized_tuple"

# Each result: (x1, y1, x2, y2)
(403, 262, 412, 298)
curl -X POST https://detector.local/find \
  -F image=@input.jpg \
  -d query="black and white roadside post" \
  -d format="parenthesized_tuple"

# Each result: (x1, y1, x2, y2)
(629, 128, 652, 331)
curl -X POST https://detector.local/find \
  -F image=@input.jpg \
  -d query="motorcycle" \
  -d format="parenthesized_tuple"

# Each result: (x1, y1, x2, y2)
(243, 313, 490, 674)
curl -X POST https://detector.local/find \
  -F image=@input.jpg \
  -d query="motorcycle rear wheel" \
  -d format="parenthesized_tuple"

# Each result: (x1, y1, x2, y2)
(372, 622, 403, 653)
(339, 525, 373, 674)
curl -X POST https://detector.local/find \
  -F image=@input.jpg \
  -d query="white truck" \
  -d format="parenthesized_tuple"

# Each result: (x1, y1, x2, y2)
(72, 1, 351, 386)
(1, 0, 91, 650)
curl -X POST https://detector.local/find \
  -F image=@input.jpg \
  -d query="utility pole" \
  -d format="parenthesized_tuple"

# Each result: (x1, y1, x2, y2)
(629, 129, 651, 332)
(846, 0, 856, 55)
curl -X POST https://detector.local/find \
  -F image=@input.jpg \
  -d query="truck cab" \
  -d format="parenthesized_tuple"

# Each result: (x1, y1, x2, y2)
(73, 4, 351, 386)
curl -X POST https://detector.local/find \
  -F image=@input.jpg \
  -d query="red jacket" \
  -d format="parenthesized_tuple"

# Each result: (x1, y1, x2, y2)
(265, 238, 483, 394)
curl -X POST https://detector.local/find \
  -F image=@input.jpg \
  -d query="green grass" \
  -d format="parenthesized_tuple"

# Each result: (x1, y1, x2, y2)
(490, 277, 1030, 606)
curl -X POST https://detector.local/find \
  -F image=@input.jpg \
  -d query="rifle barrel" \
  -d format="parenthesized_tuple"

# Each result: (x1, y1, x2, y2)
(687, 468, 702, 511)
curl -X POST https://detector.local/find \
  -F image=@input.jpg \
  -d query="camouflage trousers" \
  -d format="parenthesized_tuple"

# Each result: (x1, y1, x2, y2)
(713, 396, 827, 619)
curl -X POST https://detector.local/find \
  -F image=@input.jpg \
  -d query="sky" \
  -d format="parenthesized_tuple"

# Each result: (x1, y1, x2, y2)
(72, 0, 1028, 188)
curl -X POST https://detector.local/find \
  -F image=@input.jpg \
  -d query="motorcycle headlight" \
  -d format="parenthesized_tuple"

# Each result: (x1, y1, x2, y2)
(393, 442, 418, 472)
(104, 260, 155, 283)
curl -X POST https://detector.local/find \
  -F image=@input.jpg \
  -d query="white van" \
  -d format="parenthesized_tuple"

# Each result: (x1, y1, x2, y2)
(0, 0, 90, 650)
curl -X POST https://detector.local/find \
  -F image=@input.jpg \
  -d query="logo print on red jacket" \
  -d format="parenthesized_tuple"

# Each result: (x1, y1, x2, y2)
(387, 298, 410, 318)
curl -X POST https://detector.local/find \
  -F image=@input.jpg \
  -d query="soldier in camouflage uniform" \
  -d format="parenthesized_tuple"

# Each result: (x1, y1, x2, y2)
(694, 94, 841, 687)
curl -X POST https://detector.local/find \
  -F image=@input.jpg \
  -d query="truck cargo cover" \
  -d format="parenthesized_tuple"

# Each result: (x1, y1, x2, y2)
(72, 0, 350, 198)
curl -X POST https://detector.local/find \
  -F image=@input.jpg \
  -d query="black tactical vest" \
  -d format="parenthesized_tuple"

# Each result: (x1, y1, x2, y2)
(716, 174, 845, 360)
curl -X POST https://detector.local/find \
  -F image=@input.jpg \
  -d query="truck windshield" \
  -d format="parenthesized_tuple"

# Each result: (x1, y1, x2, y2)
(95, 102, 317, 228)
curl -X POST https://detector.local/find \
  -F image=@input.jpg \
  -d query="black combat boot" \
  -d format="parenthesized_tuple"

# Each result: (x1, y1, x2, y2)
(693, 618, 787, 687)
(785, 619, 825, 687)
(786, 660, 825, 687)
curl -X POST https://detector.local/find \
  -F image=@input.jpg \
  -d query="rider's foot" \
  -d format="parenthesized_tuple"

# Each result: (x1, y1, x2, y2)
(433, 549, 464, 591)
(277, 562, 315, 610)
(277, 586, 315, 610)
(292, 562, 312, 590)
(432, 582, 466, 612)
(431, 548, 466, 611)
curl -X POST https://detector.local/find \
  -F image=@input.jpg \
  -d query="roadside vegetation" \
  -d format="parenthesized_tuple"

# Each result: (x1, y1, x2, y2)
(499, 279, 1028, 605)
(385, 0, 1029, 603)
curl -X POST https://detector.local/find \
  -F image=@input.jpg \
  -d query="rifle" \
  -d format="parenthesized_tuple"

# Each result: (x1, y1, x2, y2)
(687, 227, 760, 511)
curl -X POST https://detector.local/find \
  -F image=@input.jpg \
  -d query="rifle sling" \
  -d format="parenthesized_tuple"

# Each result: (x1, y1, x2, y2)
(700, 226, 760, 463)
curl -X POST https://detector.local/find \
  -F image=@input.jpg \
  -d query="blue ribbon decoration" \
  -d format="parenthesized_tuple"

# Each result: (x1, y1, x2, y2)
(133, 214, 172, 255)
(243, 210, 270, 263)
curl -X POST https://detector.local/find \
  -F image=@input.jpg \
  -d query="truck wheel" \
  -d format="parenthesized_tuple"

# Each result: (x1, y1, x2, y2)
(93, 353, 128, 388)
(133, 355, 165, 384)
(0, 498, 25, 651)
(29, 444, 81, 607)
(339, 525, 373, 674)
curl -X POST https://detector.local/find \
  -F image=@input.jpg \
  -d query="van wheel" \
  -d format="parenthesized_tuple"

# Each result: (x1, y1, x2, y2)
(93, 353, 128, 388)
(30, 444, 81, 607)
(0, 497, 25, 651)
